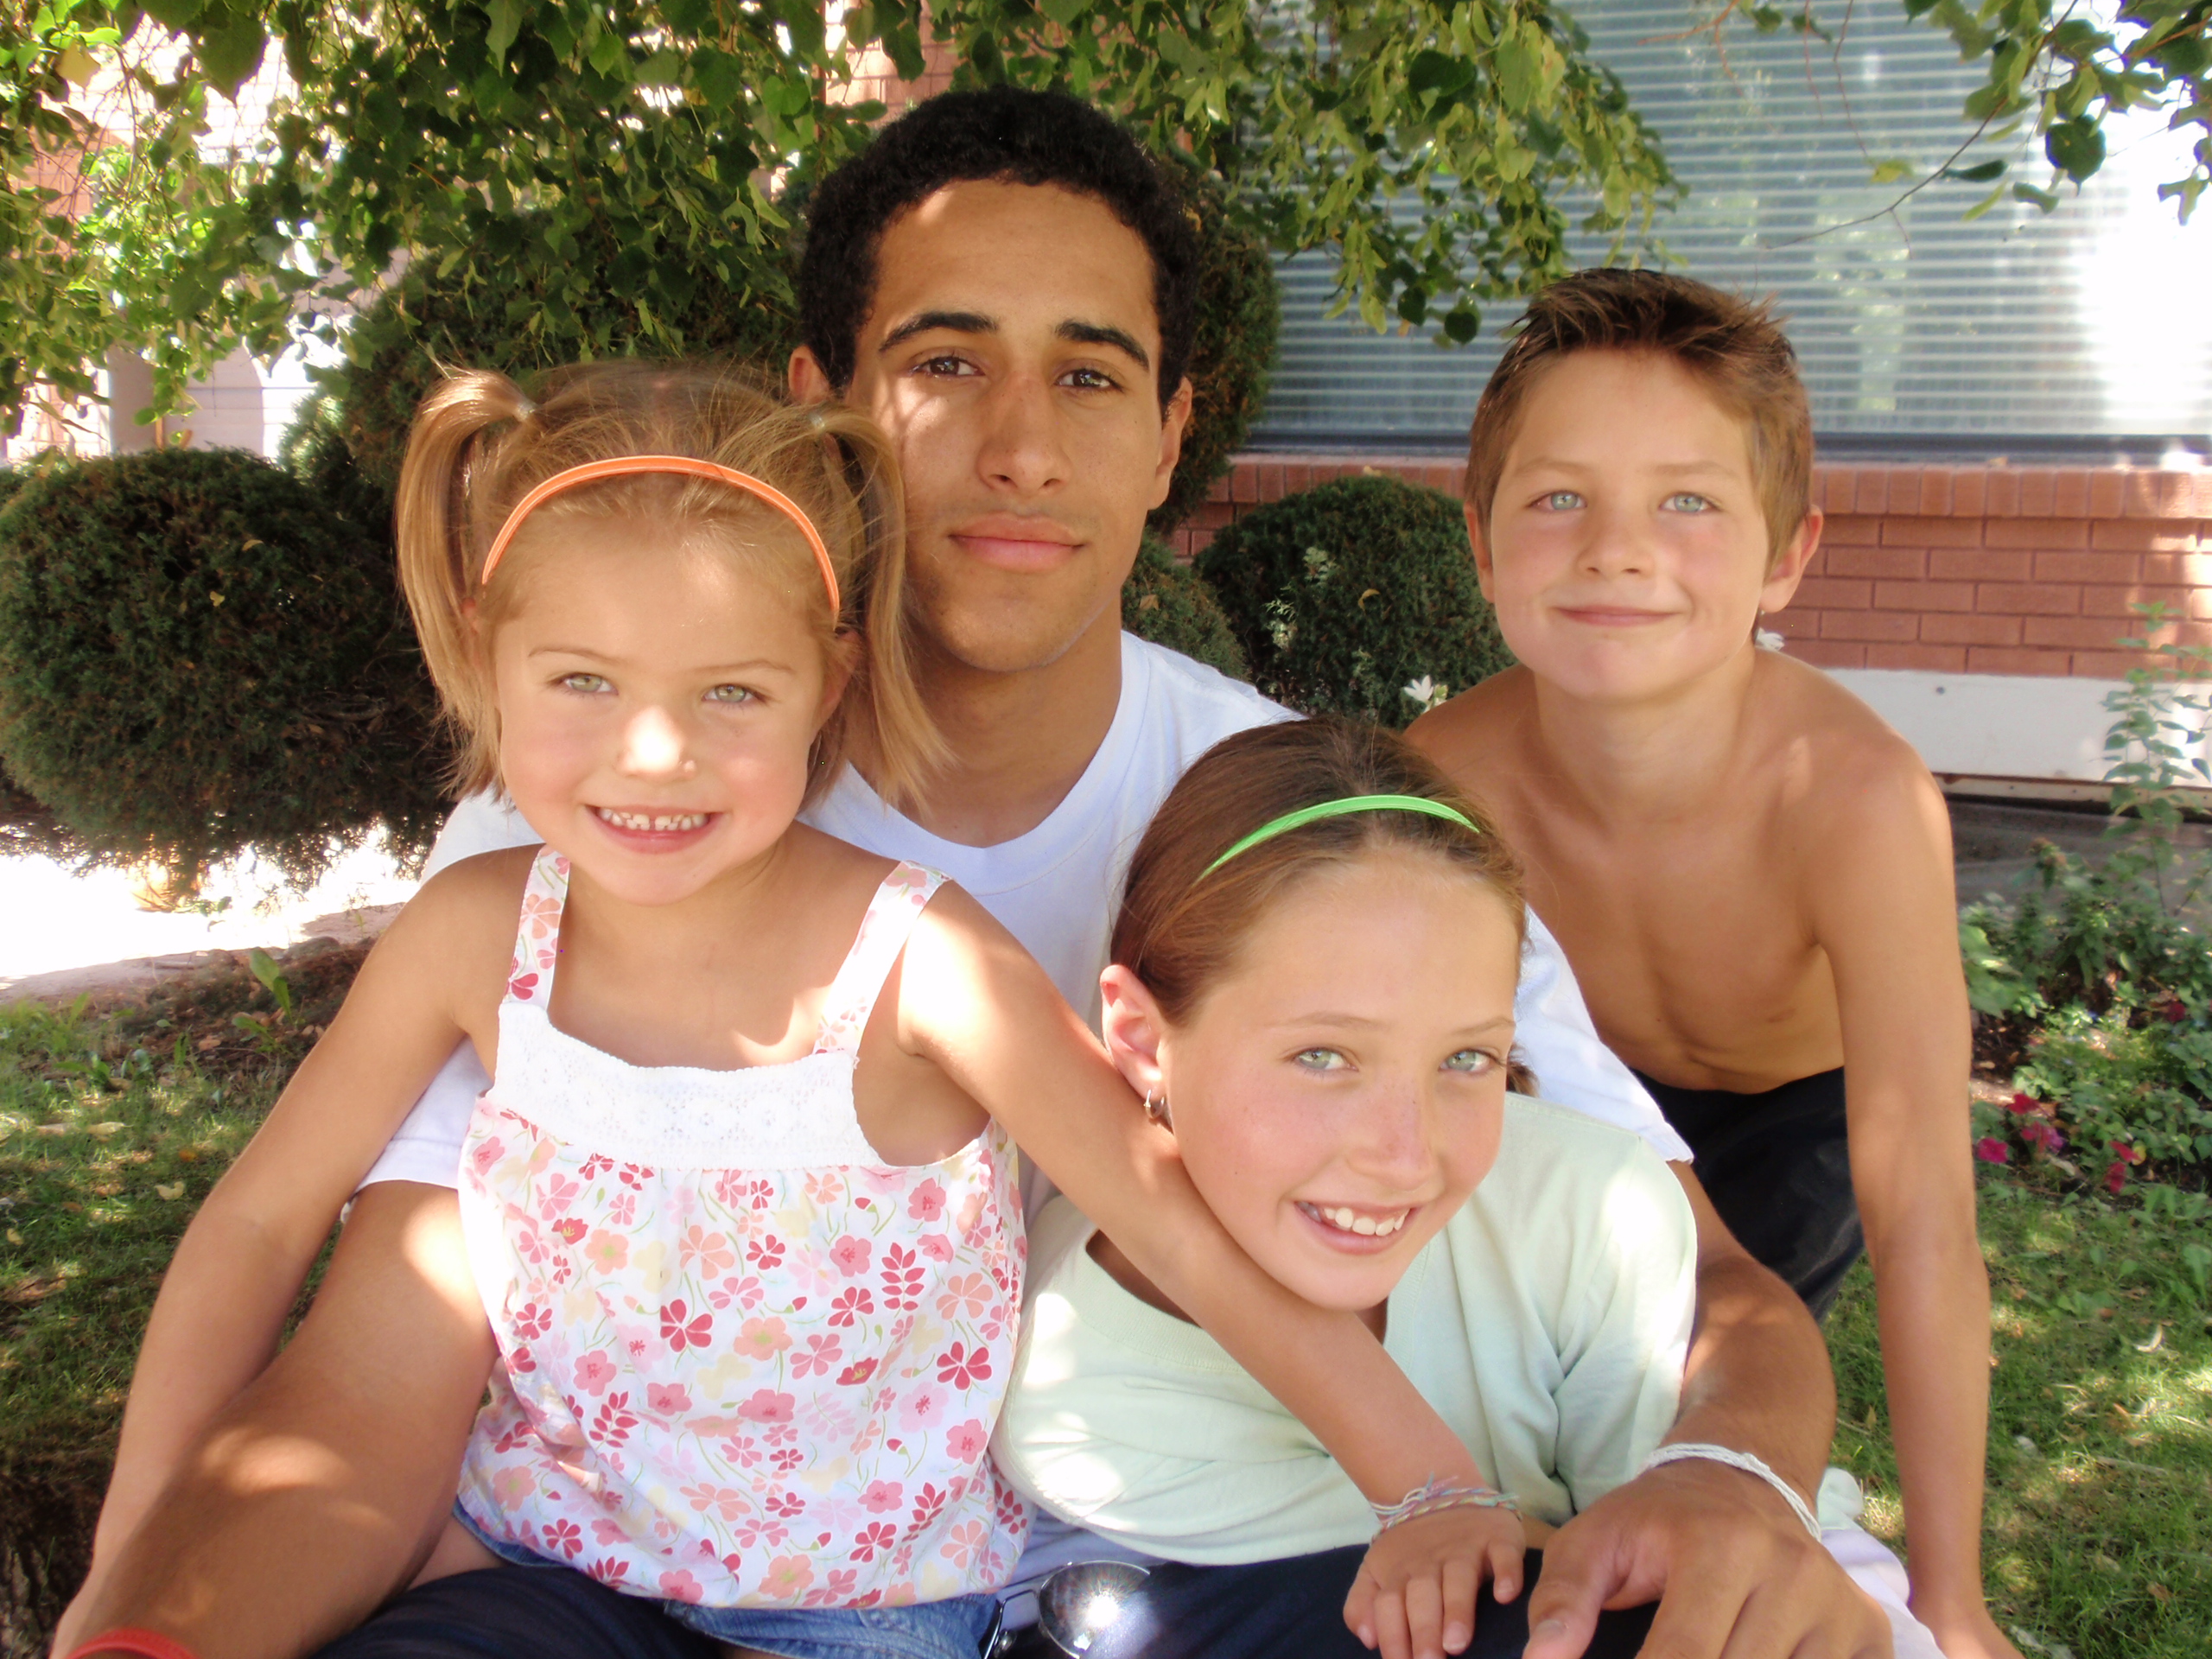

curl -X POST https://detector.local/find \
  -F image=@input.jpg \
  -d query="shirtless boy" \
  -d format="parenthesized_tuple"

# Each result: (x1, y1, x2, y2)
(1408, 270, 2013, 1659)
(63, 110, 1883, 1659)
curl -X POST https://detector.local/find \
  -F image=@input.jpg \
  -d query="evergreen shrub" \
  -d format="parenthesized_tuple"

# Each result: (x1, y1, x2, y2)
(1197, 475, 1513, 727)
(0, 448, 448, 881)
(1122, 535, 1247, 680)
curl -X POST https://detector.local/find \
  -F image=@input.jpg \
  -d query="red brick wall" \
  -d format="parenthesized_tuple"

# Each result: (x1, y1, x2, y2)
(1173, 458, 2212, 679)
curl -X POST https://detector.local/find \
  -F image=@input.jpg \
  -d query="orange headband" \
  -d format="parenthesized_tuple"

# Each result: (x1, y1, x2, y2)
(478, 455, 841, 613)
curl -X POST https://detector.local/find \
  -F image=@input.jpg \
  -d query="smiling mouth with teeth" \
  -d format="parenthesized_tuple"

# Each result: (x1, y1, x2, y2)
(1298, 1202, 1410, 1239)
(594, 807, 713, 833)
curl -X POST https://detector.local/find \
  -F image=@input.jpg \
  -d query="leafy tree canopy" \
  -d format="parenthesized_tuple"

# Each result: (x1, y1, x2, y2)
(3, 0, 2205, 433)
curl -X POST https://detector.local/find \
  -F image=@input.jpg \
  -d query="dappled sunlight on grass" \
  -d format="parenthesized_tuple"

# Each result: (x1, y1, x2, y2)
(1826, 1166, 2212, 1657)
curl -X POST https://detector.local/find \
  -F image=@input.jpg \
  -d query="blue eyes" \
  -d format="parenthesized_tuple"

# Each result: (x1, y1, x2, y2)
(1662, 493, 1714, 513)
(704, 684, 756, 705)
(552, 675, 756, 705)
(1530, 491, 1717, 514)
(1291, 1047, 1499, 1076)
(558, 672, 610, 694)
(1444, 1050, 1497, 1076)
(1294, 1048, 1350, 1072)
(1541, 491, 1584, 512)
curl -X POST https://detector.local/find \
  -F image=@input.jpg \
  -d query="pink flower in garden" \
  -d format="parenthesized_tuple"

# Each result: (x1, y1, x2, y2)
(2007, 1092, 2040, 1116)
(2105, 1160, 2129, 1195)
(574, 1350, 618, 1395)
(1974, 1137, 2010, 1165)
(646, 1382, 693, 1415)
(861, 1479, 905, 1514)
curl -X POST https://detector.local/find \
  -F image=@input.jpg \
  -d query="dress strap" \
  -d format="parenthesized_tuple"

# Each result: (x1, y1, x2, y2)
(814, 861, 946, 1054)
(504, 847, 569, 1008)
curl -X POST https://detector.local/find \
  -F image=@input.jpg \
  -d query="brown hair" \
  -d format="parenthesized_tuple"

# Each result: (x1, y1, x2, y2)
(395, 360, 942, 808)
(1112, 717, 1530, 1084)
(1465, 269, 1813, 566)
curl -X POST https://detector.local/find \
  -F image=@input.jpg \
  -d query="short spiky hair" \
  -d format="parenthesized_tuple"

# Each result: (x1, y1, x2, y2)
(799, 86, 1199, 410)
(1465, 269, 1814, 565)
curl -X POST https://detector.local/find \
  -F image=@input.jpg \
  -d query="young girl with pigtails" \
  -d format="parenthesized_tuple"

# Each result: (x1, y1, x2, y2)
(66, 363, 1522, 1659)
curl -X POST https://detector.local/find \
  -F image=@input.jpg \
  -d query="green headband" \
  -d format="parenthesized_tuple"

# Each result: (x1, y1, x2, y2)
(1200, 793, 1479, 878)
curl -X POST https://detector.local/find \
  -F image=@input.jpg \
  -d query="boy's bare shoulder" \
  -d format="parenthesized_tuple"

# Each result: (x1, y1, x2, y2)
(1404, 665, 1540, 773)
(1755, 653, 1948, 851)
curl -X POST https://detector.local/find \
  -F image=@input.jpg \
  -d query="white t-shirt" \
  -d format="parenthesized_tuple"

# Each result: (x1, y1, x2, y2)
(362, 632, 1688, 1190)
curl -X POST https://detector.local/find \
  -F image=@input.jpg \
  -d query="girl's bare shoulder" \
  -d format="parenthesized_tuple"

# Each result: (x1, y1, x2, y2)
(380, 845, 540, 964)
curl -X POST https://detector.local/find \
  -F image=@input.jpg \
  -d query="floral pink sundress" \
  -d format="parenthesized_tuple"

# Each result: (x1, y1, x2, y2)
(455, 849, 1029, 1609)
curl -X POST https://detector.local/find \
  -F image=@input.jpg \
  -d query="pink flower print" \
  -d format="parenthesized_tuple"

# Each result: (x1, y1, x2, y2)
(581, 1154, 613, 1180)
(660, 1300, 713, 1352)
(512, 1301, 552, 1341)
(936, 1273, 991, 1323)
(880, 1243, 924, 1311)
(734, 1316, 791, 1360)
(592, 1392, 639, 1446)
(510, 1344, 537, 1375)
(586, 1556, 631, 1586)
(861, 1479, 904, 1515)
(900, 1387, 945, 1432)
(719, 1434, 763, 1469)
(761, 1555, 815, 1600)
(573, 1350, 617, 1396)
(709, 1274, 765, 1313)
(537, 1173, 582, 1216)
(583, 1230, 629, 1273)
(659, 1570, 704, 1604)
(944, 1418, 989, 1464)
(907, 1179, 947, 1224)
(804, 1171, 847, 1206)
(734, 1514, 791, 1549)
(792, 1334, 843, 1378)
(514, 1223, 550, 1268)
(767, 1490, 808, 1519)
(907, 1482, 947, 1534)
(646, 1382, 693, 1415)
(747, 1235, 787, 1272)
(518, 887, 563, 942)
(491, 1465, 537, 1510)
(683, 1483, 748, 1521)
(995, 1484, 1028, 1531)
(830, 1287, 874, 1327)
(937, 1342, 991, 1389)
(506, 970, 541, 1002)
(739, 1389, 797, 1425)
(849, 1522, 898, 1562)
(618, 1163, 653, 1190)
(889, 1314, 916, 1347)
(956, 1190, 986, 1238)
(493, 1421, 534, 1454)
(679, 1227, 735, 1276)
(607, 1191, 638, 1227)
(830, 1235, 872, 1277)
(941, 1519, 988, 1569)
(551, 1217, 587, 1246)
(835, 1357, 878, 1387)
(918, 1232, 954, 1264)
(543, 1518, 583, 1560)
(806, 1568, 860, 1607)
(772, 1446, 804, 1473)
(469, 1137, 505, 1176)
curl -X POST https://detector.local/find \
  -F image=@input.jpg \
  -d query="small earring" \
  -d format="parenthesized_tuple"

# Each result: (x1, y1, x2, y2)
(1143, 1090, 1172, 1128)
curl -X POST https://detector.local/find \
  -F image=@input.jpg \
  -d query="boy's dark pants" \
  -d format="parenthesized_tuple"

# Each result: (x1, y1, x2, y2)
(1634, 1066, 1863, 1321)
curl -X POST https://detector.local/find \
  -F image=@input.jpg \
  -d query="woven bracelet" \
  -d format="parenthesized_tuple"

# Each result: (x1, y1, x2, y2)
(1370, 1476, 1520, 1532)
(1643, 1442, 1824, 1540)
(63, 1630, 201, 1659)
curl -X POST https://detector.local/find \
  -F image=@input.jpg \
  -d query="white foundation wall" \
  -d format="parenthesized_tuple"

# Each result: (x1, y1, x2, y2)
(1825, 670, 2132, 785)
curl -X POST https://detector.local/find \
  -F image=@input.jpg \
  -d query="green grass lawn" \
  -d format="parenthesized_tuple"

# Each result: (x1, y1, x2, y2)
(5, 981, 2212, 1656)
(1827, 1169, 2212, 1657)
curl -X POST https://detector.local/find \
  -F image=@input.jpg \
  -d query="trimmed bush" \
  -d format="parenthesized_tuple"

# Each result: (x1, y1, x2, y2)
(1122, 535, 1248, 680)
(1149, 158, 1281, 536)
(1197, 476, 1514, 728)
(0, 448, 448, 882)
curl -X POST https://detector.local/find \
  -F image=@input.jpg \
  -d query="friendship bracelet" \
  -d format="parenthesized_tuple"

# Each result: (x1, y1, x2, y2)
(63, 1630, 201, 1659)
(1643, 1442, 1824, 1540)
(1370, 1475, 1520, 1532)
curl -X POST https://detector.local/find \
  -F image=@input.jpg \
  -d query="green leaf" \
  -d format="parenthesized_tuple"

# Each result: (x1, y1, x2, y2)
(138, 0, 202, 30)
(2046, 118, 2106, 182)
(1495, 30, 1541, 113)
(1038, 0, 1087, 28)
(1408, 48, 1475, 104)
(1942, 158, 2007, 182)
(2012, 181, 2061, 211)
(1870, 158, 1915, 184)
(194, 6, 265, 100)
(485, 0, 522, 60)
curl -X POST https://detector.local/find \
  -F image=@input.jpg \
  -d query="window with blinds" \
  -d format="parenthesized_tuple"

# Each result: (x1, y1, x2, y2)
(1255, 0, 2212, 454)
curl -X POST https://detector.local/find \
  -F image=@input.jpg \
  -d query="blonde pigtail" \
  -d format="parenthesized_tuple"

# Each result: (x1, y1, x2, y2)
(395, 370, 537, 797)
